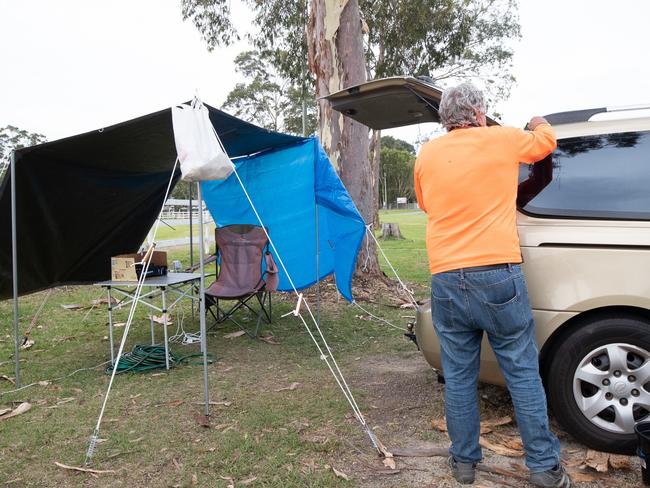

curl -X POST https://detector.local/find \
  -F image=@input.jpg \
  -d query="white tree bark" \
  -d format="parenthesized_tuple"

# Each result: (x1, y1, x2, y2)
(308, 0, 381, 275)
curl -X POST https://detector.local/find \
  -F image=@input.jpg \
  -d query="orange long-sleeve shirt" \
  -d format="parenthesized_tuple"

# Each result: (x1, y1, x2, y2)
(414, 123, 556, 275)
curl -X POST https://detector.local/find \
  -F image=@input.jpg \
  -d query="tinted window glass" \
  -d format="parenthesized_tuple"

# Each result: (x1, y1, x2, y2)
(517, 130, 650, 219)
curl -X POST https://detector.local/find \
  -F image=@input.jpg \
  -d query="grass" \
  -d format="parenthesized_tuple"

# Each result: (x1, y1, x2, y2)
(0, 210, 429, 487)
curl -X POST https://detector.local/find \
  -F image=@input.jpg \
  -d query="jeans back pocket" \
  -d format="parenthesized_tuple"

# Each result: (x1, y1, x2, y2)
(483, 276, 527, 336)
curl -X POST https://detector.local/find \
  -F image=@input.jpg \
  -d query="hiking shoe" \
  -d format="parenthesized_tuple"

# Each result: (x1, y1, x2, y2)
(448, 456, 476, 484)
(529, 464, 573, 488)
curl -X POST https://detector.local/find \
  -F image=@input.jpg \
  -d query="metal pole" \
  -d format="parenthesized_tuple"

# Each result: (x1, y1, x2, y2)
(197, 183, 210, 416)
(107, 287, 115, 366)
(11, 151, 20, 388)
(189, 182, 195, 320)
(161, 288, 170, 370)
(315, 204, 320, 327)
(189, 181, 194, 271)
(383, 172, 388, 209)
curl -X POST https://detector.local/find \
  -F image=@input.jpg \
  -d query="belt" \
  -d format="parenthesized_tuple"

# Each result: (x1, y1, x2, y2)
(447, 263, 515, 273)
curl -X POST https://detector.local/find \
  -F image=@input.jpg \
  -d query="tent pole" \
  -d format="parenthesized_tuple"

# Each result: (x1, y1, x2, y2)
(315, 204, 320, 326)
(10, 151, 21, 388)
(189, 181, 194, 271)
(189, 182, 194, 320)
(197, 183, 210, 417)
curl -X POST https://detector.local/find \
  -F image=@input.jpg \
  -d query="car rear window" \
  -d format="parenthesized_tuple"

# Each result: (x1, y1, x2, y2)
(517, 130, 650, 220)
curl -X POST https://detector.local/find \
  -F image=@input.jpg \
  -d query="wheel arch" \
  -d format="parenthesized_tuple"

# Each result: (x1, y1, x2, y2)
(539, 305, 650, 382)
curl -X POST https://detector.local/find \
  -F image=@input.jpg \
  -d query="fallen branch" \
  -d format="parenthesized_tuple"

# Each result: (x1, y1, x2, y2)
(54, 462, 116, 475)
(0, 402, 32, 421)
(476, 464, 528, 481)
(392, 446, 449, 457)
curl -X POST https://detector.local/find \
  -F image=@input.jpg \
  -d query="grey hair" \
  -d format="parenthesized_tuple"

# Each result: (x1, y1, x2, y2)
(439, 83, 486, 130)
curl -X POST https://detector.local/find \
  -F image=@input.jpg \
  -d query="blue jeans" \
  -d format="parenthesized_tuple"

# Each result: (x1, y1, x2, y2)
(430, 264, 560, 472)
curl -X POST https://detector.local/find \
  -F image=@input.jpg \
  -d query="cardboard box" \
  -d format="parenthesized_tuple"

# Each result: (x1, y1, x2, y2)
(111, 251, 168, 282)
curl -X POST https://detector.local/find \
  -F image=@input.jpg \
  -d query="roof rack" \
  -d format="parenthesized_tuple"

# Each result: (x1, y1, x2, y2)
(545, 104, 650, 125)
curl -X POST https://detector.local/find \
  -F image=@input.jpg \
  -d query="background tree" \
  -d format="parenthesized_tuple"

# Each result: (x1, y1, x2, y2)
(381, 135, 415, 154)
(379, 136, 416, 207)
(0, 125, 46, 180)
(221, 50, 317, 134)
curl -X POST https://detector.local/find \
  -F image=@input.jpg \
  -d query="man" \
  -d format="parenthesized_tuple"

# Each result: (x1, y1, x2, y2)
(414, 83, 572, 488)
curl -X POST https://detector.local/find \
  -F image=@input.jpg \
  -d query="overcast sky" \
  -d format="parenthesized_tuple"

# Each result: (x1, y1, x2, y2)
(1, 0, 649, 145)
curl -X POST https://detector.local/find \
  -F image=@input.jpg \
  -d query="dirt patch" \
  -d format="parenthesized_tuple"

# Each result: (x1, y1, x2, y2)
(333, 351, 643, 487)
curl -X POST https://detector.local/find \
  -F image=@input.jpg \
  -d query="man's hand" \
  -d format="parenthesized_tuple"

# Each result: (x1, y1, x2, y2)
(527, 116, 549, 130)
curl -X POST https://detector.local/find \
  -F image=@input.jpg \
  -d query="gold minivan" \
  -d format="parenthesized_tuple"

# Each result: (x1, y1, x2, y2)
(327, 77, 650, 454)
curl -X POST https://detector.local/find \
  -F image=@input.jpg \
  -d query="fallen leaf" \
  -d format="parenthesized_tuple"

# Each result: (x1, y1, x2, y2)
(608, 454, 632, 470)
(0, 402, 32, 421)
(61, 304, 84, 310)
(113, 322, 127, 328)
(382, 456, 396, 469)
(275, 382, 300, 392)
(130, 437, 144, 443)
(431, 418, 447, 432)
(479, 436, 524, 457)
(259, 335, 280, 345)
(38, 380, 50, 386)
(0, 408, 12, 416)
(239, 476, 257, 485)
(191, 473, 198, 485)
(150, 313, 173, 325)
(219, 476, 235, 488)
(54, 462, 115, 474)
(193, 412, 211, 428)
(0, 375, 15, 385)
(20, 339, 34, 350)
(223, 330, 246, 339)
(585, 449, 609, 472)
(332, 467, 349, 480)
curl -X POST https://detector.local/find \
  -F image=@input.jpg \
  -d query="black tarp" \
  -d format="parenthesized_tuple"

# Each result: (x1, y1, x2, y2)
(0, 104, 304, 299)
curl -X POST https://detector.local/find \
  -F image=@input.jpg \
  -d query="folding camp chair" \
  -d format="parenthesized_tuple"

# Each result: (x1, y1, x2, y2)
(205, 224, 278, 337)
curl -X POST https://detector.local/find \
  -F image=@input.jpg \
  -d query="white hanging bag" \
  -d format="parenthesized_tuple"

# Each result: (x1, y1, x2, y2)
(171, 99, 234, 181)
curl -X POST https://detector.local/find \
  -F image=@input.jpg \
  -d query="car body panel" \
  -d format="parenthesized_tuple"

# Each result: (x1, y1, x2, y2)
(415, 301, 578, 386)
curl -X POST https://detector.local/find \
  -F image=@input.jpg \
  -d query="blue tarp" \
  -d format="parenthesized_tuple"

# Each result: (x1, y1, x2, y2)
(201, 137, 365, 301)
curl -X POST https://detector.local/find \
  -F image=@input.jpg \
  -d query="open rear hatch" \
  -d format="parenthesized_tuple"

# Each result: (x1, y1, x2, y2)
(324, 76, 498, 129)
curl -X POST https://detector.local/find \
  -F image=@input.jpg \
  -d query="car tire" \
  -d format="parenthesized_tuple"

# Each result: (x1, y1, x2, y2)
(545, 314, 650, 454)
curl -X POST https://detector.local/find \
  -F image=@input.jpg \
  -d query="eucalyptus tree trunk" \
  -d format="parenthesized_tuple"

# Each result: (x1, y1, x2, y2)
(308, 0, 381, 275)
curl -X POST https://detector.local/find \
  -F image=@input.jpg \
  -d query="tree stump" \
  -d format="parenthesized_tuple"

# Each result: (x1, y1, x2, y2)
(381, 223, 403, 239)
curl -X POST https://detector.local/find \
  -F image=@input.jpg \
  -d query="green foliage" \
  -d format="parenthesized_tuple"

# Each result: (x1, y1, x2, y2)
(361, 0, 521, 105)
(222, 50, 317, 135)
(0, 125, 47, 179)
(181, 0, 240, 48)
(381, 135, 415, 154)
(379, 146, 416, 206)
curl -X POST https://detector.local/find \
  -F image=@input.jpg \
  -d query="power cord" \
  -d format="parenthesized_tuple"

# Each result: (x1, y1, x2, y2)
(105, 344, 212, 374)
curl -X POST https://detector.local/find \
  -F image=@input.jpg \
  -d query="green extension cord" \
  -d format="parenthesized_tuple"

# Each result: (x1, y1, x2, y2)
(106, 344, 212, 374)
